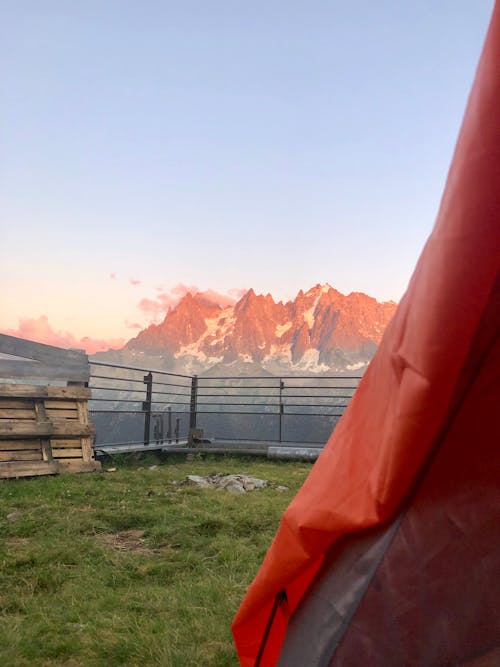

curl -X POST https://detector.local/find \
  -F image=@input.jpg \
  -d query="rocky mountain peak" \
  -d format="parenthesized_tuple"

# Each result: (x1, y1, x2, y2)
(125, 284, 397, 374)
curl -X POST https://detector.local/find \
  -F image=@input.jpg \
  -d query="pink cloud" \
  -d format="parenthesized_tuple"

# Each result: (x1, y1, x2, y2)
(129, 277, 141, 286)
(110, 273, 117, 280)
(138, 283, 198, 320)
(137, 284, 246, 322)
(79, 336, 126, 355)
(125, 320, 142, 329)
(228, 287, 248, 300)
(198, 289, 238, 308)
(1, 316, 125, 355)
(137, 297, 165, 316)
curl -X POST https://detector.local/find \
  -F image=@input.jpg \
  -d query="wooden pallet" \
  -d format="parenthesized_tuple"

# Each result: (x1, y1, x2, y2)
(0, 334, 101, 479)
(0, 384, 100, 478)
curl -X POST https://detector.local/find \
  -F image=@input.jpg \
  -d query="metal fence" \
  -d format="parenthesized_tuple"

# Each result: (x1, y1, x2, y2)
(88, 360, 192, 451)
(88, 360, 361, 456)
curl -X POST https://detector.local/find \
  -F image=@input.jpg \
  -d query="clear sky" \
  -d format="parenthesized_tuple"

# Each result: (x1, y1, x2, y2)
(0, 1, 494, 351)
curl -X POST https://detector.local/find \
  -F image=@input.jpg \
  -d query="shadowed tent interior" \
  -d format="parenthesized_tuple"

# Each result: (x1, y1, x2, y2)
(232, 2, 500, 665)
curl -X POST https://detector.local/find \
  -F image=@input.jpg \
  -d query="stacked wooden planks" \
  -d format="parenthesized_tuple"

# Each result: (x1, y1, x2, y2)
(0, 383, 100, 478)
(0, 334, 101, 479)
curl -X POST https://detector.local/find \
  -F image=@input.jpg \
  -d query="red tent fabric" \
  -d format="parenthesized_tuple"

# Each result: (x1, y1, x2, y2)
(232, 4, 500, 665)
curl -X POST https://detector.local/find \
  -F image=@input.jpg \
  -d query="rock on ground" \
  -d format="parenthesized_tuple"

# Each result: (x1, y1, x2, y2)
(180, 473, 268, 494)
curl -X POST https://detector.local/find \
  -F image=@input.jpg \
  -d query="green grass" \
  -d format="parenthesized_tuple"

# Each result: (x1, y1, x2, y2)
(0, 454, 311, 666)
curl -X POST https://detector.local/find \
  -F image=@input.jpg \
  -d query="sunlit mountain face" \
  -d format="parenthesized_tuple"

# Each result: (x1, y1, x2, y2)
(114, 284, 397, 376)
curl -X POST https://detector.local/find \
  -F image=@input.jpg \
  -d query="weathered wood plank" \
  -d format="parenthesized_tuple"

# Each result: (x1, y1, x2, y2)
(34, 399, 47, 426)
(76, 402, 95, 465)
(0, 420, 40, 425)
(0, 384, 91, 400)
(45, 408, 79, 420)
(0, 440, 42, 451)
(0, 334, 86, 365)
(0, 360, 89, 382)
(0, 399, 34, 409)
(57, 460, 101, 474)
(81, 437, 94, 463)
(41, 438, 53, 462)
(49, 438, 82, 448)
(0, 450, 42, 462)
(76, 401, 90, 424)
(0, 460, 59, 478)
(0, 409, 37, 419)
(52, 448, 82, 458)
(0, 421, 95, 439)
(44, 400, 78, 410)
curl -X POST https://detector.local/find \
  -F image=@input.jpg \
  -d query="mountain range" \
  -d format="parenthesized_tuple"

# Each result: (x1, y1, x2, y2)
(97, 284, 397, 376)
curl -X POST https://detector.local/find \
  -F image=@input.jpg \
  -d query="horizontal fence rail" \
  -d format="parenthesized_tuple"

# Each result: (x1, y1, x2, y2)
(88, 361, 362, 456)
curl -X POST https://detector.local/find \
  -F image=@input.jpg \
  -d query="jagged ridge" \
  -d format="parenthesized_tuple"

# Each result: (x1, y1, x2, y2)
(126, 284, 397, 374)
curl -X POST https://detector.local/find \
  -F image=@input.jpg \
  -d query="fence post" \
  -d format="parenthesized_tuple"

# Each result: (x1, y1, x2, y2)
(188, 375, 199, 447)
(278, 379, 284, 443)
(189, 375, 198, 430)
(143, 372, 153, 446)
(153, 414, 163, 445)
(167, 406, 172, 444)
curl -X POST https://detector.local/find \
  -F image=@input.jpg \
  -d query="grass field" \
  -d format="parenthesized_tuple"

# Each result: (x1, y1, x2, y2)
(0, 455, 311, 666)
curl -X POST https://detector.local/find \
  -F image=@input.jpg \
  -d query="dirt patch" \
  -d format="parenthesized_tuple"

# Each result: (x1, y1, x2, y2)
(6, 537, 31, 548)
(72, 505, 94, 513)
(96, 530, 168, 555)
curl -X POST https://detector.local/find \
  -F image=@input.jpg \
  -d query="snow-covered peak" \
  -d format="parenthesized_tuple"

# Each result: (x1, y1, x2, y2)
(126, 283, 398, 373)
